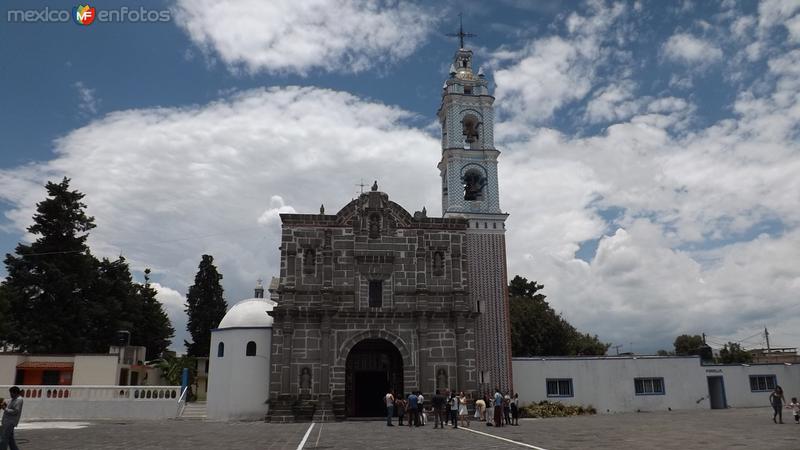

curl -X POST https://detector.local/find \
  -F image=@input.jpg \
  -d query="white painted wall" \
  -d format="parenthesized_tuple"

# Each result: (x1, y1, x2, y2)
(207, 327, 271, 421)
(0, 385, 180, 420)
(513, 356, 707, 413)
(72, 355, 119, 385)
(0, 355, 22, 385)
(704, 364, 800, 408)
(513, 357, 800, 414)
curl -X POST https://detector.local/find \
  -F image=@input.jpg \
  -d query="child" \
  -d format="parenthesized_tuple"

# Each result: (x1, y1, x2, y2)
(787, 397, 800, 424)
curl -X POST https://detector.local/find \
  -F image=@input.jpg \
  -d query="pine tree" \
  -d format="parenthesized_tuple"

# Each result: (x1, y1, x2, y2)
(184, 255, 227, 357)
(2, 178, 175, 357)
(3, 178, 98, 352)
(132, 269, 174, 360)
(0, 285, 10, 348)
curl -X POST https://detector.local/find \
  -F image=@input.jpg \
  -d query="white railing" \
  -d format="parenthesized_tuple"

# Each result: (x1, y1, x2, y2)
(0, 385, 183, 420)
(1, 385, 181, 401)
(177, 386, 189, 417)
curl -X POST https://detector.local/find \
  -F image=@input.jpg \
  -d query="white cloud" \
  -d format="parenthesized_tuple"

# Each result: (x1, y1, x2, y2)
(493, 32, 800, 350)
(757, 0, 800, 30)
(257, 196, 297, 225)
(73, 81, 99, 115)
(151, 283, 187, 352)
(490, 2, 628, 126)
(2, 1, 800, 356)
(0, 86, 440, 353)
(173, 0, 439, 75)
(584, 80, 644, 124)
(662, 33, 722, 67)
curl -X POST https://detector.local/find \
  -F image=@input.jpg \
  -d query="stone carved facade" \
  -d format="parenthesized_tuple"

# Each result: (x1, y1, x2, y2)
(268, 189, 478, 422)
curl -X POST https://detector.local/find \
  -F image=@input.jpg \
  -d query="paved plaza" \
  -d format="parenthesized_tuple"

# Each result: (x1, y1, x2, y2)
(13, 407, 800, 449)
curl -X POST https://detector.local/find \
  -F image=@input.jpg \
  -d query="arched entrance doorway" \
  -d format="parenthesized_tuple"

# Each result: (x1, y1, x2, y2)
(345, 338, 403, 417)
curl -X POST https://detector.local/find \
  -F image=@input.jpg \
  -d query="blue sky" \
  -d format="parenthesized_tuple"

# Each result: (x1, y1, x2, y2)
(1, 0, 799, 354)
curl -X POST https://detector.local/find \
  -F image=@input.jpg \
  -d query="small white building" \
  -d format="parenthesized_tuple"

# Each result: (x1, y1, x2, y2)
(206, 280, 276, 421)
(513, 356, 800, 413)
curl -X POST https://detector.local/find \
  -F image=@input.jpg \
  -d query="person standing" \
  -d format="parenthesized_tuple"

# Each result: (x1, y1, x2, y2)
(503, 392, 512, 425)
(0, 386, 24, 450)
(787, 397, 800, 424)
(770, 385, 786, 424)
(396, 395, 406, 426)
(511, 393, 520, 425)
(407, 392, 418, 428)
(485, 394, 494, 426)
(493, 388, 503, 427)
(443, 389, 451, 426)
(449, 392, 460, 429)
(385, 389, 395, 426)
(432, 390, 446, 429)
(458, 392, 470, 428)
(417, 392, 426, 426)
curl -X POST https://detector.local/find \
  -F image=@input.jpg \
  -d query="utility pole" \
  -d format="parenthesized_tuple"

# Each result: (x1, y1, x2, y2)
(612, 345, 623, 356)
(702, 333, 706, 345)
(765, 327, 771, 353)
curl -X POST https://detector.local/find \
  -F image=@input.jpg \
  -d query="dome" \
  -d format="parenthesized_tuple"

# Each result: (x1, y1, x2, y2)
(217, 298, 276, 329)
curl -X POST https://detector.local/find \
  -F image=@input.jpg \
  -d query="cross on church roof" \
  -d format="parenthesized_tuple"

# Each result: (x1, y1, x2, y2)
(446, 13, 476, 49)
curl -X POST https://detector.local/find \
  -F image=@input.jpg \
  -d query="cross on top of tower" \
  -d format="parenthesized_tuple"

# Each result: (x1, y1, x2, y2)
(446, 13, 476, 49)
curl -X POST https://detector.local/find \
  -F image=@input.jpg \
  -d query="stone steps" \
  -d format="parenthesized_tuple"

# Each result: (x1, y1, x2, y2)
(179, 401, 207, 420)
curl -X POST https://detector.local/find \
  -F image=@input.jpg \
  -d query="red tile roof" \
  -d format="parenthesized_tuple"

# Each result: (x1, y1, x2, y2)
(16, 361, 74, 370)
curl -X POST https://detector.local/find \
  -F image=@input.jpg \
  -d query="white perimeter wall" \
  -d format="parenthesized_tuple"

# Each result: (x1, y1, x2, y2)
(207, 327, 271, 421)
(513, 357, 707, 413)
(0, 355, 22, 385)
(1, 385, 180, 420)
(72, 355, 118, 385)
(707, 365, 800, 408)
(513, 357, 800, 413)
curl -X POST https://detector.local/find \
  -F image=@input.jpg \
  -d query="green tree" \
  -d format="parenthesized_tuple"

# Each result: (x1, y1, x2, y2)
(131, 269, 174, 360)
(2, 179, 174, 357)
(153, 354, 196, 386)
(673, 334, 705, 355)
(509, 275, 609, 357)
(184, 255, 227, 357)
(718, 342, 753, 364)
(3, 178, 98, 353)
(0, 285, 10, 347)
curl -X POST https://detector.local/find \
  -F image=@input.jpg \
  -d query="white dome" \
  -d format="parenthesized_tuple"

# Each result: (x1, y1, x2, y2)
(217, 298, 276, 329)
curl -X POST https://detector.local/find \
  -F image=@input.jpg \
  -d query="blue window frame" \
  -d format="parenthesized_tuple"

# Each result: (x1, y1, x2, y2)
(635, 377, 665, 395)
(749, 375, 777, 392)
(546, 378, 573, 397)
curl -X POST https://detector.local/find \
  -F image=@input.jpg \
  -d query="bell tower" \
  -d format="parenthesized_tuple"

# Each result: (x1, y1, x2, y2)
(438, 23, 513, 394)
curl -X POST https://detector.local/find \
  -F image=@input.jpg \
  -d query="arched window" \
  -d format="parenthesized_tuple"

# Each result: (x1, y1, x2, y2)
(462, 168, 487, 201)
(217, 342, 225, 358)
(462, 114, 481, 144)
(246, 341, 257, 356)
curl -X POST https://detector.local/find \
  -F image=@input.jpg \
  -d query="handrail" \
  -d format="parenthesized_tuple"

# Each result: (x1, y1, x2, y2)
(177, 386, 189, 417)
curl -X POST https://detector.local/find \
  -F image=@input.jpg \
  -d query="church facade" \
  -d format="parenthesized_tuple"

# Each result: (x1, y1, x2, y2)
(267, 43, 511, 422)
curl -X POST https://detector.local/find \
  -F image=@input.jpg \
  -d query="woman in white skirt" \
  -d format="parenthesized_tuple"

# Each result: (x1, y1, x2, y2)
(458, 392, 470, 427)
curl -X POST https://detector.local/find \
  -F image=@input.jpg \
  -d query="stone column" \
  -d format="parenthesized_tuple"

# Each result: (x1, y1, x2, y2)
(417, 314, 429, 393)
(319, 312, 332, 395)
(455, 314, 466, 391)
(281, 315, 295, 395)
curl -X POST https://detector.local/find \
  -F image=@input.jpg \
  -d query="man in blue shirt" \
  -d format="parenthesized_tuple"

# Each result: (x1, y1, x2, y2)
(493, 388, 503, 427)
(407, 392, 418, 427)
